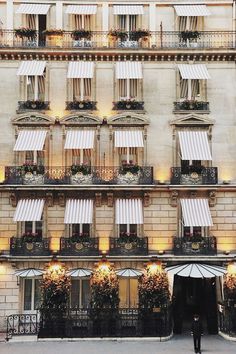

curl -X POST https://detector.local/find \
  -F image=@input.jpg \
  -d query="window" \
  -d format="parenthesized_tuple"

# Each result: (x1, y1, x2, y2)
(119, 148, 137, 165)
(71, 279, 91, 308)
(72, 78, 92, 101)
(23, 278, 41, 311)
(72, 149, 92, 165)
(118, 79, 139, 100)
(25, 150, 45, 165)
(178, 16, 200, 31)
(73, 15, 92, 30)
(71, 223, 90, 236)
(24, 220, 43, 238)
(180, 77, 200, 100)
(118, 15, 138, 31)
(120, 224, 137, 236)
(26, 75, 45, 101)
(119, 278, 138, 308)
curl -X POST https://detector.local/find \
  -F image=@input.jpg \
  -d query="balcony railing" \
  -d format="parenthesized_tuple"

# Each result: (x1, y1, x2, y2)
(18, 101, 50, 111)
(0, 30, 235, 50)
(173, 101, 209, 112)
(6, 313, 39, 340)
(4, 166, 153, 185)
(66, 101, 97, 111)
(170, 167, 218, 185)
(110, 236, 148, 255)
(173, 236, 217, 255)
(113, 100, 144, 111)
(60, 237, 99, 256)
(10, 237, 51, 256)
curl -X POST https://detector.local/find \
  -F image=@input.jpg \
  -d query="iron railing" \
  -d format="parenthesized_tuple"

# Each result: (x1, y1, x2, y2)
(218, 301, 236, 337)
(66, 101, 97, 111)
(170, 167, 218, 185)
(6, 313, 39, 340)
(173, 101, 209, 111)
(10, 237, 51, 256)
(18, 101, 50, 111)
(0, 30, 236, 50)
(173, 236, 217, 255)
(60, 237, 99, 256)
(110, 237, 148, 255)
(113, 100, 144, 111)
(4, 166, 153, 185)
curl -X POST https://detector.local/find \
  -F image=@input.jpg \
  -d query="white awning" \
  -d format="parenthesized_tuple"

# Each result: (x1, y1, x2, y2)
(114, 131, 144, 148)
(116, 62, 142, 79)
(115, 199, 143, 224)
(14, 130, 47, 151)
(116, 268, 142, 277)
(178, 64, 210, 80)
(15, 268, 44, 278)
(14, 199, 44, 222)
(113, 5, 144, 15)
(64, 199, 93, 224)
(64, 130, 95, 149)
(180, 199, 213, 227)
(67, 62, 94, 79)
(178, 131, 212, 161)
(66, 5, 97, 15)
(174, 5, 211, 17)
(16, 4, 50, 15)
(67, 268, 92, 277)
(17, 61, 46, 76)
(165, 264, 226, 278)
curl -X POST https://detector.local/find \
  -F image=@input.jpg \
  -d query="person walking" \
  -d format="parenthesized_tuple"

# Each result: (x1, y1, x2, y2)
(191, 314, 203, 353)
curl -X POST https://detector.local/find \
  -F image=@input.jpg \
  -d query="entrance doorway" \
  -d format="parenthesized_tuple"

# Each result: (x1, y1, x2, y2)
(172, 276, 218, 335)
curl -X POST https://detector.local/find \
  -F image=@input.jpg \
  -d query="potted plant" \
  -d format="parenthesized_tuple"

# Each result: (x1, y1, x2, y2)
(22, 232, 40, 243)
(71, 232, 90, 243)
(108, 29, 128, 42)
(22, 162, 45, 175)
(119, 160, 141, 175)
(14, 28, 37, 40)
(71, 29, 92, 40)
(179, 30, 201, 42)
(113, 99, 144, 110)
(71, 163, 91, 176)
(43, 29, 64, 37)
(130, 29, 151, 41)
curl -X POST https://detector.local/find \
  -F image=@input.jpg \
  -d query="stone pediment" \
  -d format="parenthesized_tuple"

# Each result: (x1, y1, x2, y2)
(170, 113, 214, 127)
(12, 112, 55, 126)
(108, 113, 149, 126)
(60, 113, 102, 126)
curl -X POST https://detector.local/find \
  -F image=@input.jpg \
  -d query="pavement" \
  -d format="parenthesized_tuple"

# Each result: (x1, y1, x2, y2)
(0, 335, 236, 354)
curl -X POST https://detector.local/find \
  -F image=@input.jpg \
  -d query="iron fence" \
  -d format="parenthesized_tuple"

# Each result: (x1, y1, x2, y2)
(170, 167, 218, 185)
(110, 237, 148, 255)
(6, 313, 39, 340)
(173, 236, 217, 255)
(10, 237, 51, 256)
(218, 302, 236, 337)
(60, 237, 99, 256)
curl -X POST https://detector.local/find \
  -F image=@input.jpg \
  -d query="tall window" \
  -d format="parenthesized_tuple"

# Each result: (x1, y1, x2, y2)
(118, 15, 138, 31)
(119, 278, 138, 308)
(26, 75, 45, 101)
(23, 278, 41, 311)
(118, 79, 138, 100)
(24, 220, 43, 238)
(180, 77, 200, 100)
(25, 150, 45, 165)
(71, 279, 91, 308)
(120, 224, 137, 236)
(72, 78, 92, 101)
(119, 147, 137, 165)
(74, 15, 92, 30)
(179, 16, 199, 31)
(71, 223, 90, 236)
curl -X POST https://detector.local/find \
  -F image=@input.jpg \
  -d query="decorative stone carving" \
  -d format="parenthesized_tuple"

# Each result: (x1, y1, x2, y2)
(10, 193, 17, 207)
(95, 193, 102, 207)
(12, 112, 55, 126)
(117, 172, 140, 184)
(46, 192, 53, 207)
(107, 193, 114, 207)
(208, 191, 216, 207)
(70, 173, 92, 185)
(58, 193, 65, 207)
(60, 113, 102, 126)
(108, 113, 149, 126)
(23, 173, 44, 185)
(190, 191, 197, 198)
(170, 190, 179, 207)
(143, 193, 150, 207)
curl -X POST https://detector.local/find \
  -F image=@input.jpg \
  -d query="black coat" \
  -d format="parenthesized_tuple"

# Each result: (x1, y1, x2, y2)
(191, 319, 203, 338)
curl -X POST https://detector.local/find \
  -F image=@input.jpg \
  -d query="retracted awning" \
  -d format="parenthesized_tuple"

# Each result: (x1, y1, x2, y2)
(178, 64, 210, 80)
(178, 131, 212, 161)
(67, 268, 92, 277)
(67, 62, 94, 79)
(17, 61, 46, 76)
(16, 4, 50, 15)
(114, 130, 144, 148)
(66, 5, 97, 14)
(14, 199, 44, 222)
(64, 199, 93, 224)
(116, 62, 142, 79)
(165, 264, 226, 278)
(116, 268, 142, 277)
(174, 5, 211, 17)
(115, 199, 143, 224)
(14, 130, 47, 151)
(64, 130, 95, 149)
(113, 5, 144, 15)
(15, 268, 44, 278)
(180, 198, 213, 227)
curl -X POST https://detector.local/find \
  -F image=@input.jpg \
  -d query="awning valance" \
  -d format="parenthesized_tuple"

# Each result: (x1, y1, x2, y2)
(17, 61, 46, 76)
(67, 268, 92, 277)
(174, 5, 211, 17)
(114, 130, 144, 148)
(180, 199, 213, 227)
(14, 130, 47, 151)
(178, 131, 212, 161)
(15, 268, 44, 278)
(64, 130, 95, 149)
(115, 199, 143, 224)
(14, 199, 44, 222)
(66, 5, 97, 15)
(67, 62, 94, 79)
(16, 4, 50, 15)
(178, 64, 210, 80)
(165, 264, 226, 278)
(116, 268, 142, 277)
(113, 5, 144, 15)
(116, 62, 142, 79)
(64, 199, 93, 224)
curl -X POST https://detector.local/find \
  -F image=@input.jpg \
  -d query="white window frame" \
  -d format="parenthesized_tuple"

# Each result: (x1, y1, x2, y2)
(70, 278, 91, 308)
(22, 277, 41, 313)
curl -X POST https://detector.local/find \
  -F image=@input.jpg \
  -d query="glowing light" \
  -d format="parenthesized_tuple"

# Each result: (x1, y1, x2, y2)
(227, 262, 236, 275)
(50, 237, 60, 252)
(99, 237, 109, 253)
(147, 261, 162, 275)
(98, 258, 111, 274)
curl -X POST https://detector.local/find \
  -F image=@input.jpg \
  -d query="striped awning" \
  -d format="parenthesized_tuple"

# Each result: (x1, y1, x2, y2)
(64, 130, 95, 149)
(17, 61, 46, 76)
(64, 199, 93, 224)
(66, 5, 97, 15)
(67, 62, 94, 79)
(115, 199, 143, 224)
(116, 62, 142, 79)
(178, 131, 212, 160)
(178, 64, 210, 80)
(174, 5, 211, 17)
(180, 199, 213, 227)
(116, 268, 142, 277)
(14, 130, 47, 151)
(15, 268, 44, 278)
(14, 199, 44, 222)
(114, 130, 144, 148)
(67, 268, 92, 277)
(16, 4, 50, 15)
(113, 5, 144, 15)
(166, 264, 226, 278)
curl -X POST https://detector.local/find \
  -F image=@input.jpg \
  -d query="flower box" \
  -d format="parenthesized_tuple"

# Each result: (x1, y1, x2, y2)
(179, 30, 201, 42)
(129, 29, 151, 41)
(71, 30, 92, 40)
(14, 28, 37, 40)
(108, 29, 128, 41)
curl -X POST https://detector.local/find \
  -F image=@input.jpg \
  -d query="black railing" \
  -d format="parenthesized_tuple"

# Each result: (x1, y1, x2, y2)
(6, 313, 39, 340)
(218, 301, 236, 337)
(4, 166, 153, 185)
(66, 101, 97, 111)
(170, 167, 218, 185)
(110, 237, 148, 255)
(18, 101, 50, 111)
(60, 237, 99, 256)
(113, 100, 144, 111)
(1, 30, 236, 50)
(173, 101, 209, 111)
(10, 237, 51, 256)
(173, 236, 217, 255)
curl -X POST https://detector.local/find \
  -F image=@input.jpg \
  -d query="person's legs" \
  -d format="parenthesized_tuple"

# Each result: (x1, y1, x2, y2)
(197, 336, 201, 353)
(193, 337, 198, 352)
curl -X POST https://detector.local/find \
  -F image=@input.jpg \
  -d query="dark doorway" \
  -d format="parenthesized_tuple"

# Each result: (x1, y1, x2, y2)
(172, 276, 218, 335)
(38, 15, 47, 46)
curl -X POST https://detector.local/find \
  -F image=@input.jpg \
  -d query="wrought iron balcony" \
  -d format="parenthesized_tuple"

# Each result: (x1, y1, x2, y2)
(18, 101, 50, 111)
(110, 236, 148, 255)
(173, 101, 209, 112)
(113, 100, 144, 111)
(170, 167, 218, 185)
(60, 237, 99, 256)
(66, 101, 97, 111)
(173, 236, 217, 255)
(10, 237, 51, 256)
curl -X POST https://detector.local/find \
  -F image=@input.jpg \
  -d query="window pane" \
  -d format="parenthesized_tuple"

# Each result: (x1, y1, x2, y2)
(82, 279, 90, 308)
(34, 279, 41, 310)
(119, 278, 128, 308)
(71, 280, 80, 308)
(36, 221, 43, 238)
(130, 279, 138, 308)
(24, 279, 32, 311)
